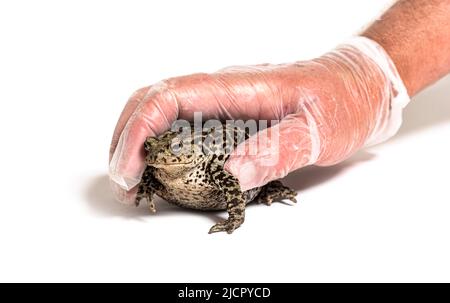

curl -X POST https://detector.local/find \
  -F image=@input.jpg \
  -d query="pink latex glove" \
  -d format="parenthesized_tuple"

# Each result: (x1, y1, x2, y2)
(109, 37, 409, 204)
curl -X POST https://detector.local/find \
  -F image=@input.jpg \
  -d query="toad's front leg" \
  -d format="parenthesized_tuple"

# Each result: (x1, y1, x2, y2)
(136, 166, 161, 213)
(209, 172, 246, 234)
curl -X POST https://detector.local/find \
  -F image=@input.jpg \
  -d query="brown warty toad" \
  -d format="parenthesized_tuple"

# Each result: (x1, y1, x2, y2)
(136, 122, 297, 234)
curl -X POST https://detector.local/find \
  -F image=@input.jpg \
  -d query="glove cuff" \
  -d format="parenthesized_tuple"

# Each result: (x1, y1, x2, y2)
(341, 36, 411, 147)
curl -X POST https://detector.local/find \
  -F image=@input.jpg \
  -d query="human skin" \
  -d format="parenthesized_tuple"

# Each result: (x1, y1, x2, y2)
(363, 0, 450, 96)
(110, 0, 450, 203)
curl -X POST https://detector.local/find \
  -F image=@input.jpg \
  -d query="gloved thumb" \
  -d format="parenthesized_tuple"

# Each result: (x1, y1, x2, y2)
(224, 113, 319, 191)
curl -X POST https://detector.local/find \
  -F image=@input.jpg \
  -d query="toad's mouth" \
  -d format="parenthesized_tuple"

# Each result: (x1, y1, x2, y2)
(148, 161, 194, 167)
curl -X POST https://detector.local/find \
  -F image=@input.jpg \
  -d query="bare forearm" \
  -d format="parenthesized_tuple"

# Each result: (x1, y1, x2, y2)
(363, 0, 450, 96)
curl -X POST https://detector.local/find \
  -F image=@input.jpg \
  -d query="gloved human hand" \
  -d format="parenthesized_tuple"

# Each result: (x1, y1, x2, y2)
(109, 37, 410, 204)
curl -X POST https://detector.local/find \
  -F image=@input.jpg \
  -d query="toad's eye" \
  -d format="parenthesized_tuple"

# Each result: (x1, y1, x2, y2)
(171, 140, 183, 153)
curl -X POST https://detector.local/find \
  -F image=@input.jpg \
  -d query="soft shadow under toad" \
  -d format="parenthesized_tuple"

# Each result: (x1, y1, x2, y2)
(86, 151, 374, 219)
(84, 174, 223, 222)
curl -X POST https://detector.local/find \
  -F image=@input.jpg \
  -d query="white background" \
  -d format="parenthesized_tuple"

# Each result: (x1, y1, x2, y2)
(1, 0, 450, 282)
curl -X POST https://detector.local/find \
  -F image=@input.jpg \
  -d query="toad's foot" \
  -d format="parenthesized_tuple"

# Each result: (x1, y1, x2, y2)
(147, 199, 156, 213)
(135, 196, 157, 213)
(209, 217, 245, 234)
(257, 181, 297, 206)
(209, 171, 246, 234)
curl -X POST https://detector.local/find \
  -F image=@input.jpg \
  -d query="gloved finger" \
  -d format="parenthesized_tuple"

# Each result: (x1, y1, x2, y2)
(224, 113, 318, 191)
(160, 71, 293, 122)
(109, 88, 179, 192)
(109, 86, 151, 162)
(109, 179, 138, 206)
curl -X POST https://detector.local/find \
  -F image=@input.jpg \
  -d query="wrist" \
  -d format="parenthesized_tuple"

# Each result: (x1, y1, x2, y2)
(362, 0, 450, 96)
(362, 31, 418, 96)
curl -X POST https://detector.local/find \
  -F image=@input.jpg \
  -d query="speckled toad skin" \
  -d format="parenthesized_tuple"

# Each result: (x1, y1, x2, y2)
(136, 123, 297, 234)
